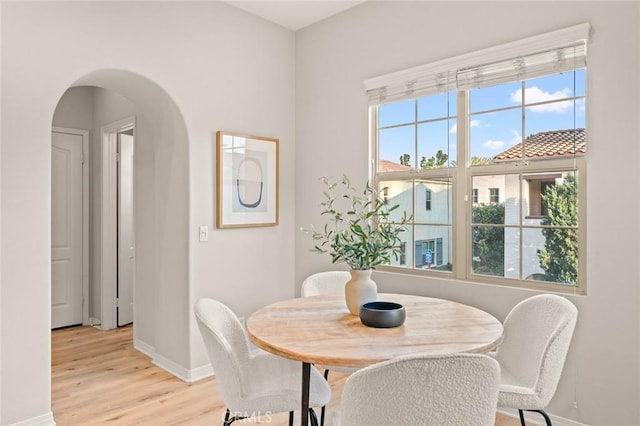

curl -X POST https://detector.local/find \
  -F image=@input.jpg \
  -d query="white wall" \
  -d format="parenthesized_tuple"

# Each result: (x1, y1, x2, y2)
(296, 2, 640, 425)
(0, 2, 295, 424)
(52, 87, 94, 131)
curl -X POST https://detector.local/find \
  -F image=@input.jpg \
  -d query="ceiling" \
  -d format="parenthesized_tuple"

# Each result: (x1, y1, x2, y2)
(222, 1, 367, 31)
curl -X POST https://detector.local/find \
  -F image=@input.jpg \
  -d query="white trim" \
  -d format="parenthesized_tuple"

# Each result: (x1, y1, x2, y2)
(498, 409, 590, 426)
(116, 129, 136, 326)
(152, 353, 214, 383)
(134, 338, 213, 383)
(8, 412, 56, 426)
(189, 363, 214, 382)
(133, 337, 155, 359)
(99, 123, 117, 330)
(152, 353, 192, 382)
(52, 127, 90, 326)
(99, 117, 135, 330)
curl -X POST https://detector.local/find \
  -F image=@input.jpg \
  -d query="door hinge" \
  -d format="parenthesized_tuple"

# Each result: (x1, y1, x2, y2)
(115, 298, 120, 308)
(114, 152, 120, 162)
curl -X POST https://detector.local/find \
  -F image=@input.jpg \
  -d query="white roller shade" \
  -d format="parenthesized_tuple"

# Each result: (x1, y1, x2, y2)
(364, 23, 590, 106)
(456, 43, 586, 90)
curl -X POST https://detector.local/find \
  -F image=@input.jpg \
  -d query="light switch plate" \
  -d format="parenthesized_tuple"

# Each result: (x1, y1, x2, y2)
(199, 226, 209, 242)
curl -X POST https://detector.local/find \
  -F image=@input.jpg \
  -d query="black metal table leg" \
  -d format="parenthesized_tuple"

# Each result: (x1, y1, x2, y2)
(301, 362, 311, 426)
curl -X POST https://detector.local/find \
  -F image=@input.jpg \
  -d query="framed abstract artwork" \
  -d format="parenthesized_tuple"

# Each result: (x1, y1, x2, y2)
(216, 131, 279, 228)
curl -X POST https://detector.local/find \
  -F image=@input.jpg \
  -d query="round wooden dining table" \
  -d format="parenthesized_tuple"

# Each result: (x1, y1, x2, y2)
(246, 293, 504, 426)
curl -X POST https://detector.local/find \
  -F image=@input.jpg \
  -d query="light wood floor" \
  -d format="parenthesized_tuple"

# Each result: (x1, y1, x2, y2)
(52, 325, 521, 425)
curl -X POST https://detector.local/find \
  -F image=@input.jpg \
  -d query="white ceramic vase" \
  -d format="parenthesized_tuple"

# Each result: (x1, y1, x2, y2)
(345, 269, 377, 315)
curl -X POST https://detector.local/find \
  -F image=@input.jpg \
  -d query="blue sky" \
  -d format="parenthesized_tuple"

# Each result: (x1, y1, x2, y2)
(378, 69, 586, 166)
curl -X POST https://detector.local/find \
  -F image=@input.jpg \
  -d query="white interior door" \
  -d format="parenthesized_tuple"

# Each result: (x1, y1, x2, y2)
(117, 131, 135, 326)
(51, 131, 84, 329)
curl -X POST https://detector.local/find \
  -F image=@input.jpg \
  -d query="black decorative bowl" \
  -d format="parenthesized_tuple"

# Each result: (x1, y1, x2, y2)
(359, 301, 406, 328)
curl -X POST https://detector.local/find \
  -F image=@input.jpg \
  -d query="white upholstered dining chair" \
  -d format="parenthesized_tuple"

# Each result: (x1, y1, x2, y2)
(300, 270, 351, 297)
(301, 271, 355, 426)
(194, 298, 331, 426)
(489, 294, 578, 426)
(336, 353, 500, 426)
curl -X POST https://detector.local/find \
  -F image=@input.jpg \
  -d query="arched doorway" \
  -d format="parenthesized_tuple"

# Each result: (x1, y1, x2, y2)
(50, 69, 191, 381)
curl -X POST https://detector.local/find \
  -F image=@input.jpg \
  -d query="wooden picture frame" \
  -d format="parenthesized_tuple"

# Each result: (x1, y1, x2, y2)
(216, 131, 279, 228)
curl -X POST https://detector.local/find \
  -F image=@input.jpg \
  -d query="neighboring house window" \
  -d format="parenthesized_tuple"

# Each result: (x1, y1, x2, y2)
(489, 188, 499, 204)
(415, 239, 443, 268)
(524, 174, 560, 218)
(367, 24, 588, 293)
(399, 242, 406, 265)
(382, 186, 389, 205)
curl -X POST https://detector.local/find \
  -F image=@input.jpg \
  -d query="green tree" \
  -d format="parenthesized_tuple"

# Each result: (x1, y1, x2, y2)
(538, 175, 578, 284)
(470, 156, 494, 166)
(471, 203, 505, 276)
(448, 156, 493, 168)
(399, 153, 411, 166)
(420, 150, 449, 169)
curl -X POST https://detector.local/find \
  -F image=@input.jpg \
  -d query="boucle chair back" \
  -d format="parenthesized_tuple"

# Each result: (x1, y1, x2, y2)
(338, 353, 500, 426)
(301, 271, 351, 297)
(194, 298, 252, 409)
(495, 294, 578, 408)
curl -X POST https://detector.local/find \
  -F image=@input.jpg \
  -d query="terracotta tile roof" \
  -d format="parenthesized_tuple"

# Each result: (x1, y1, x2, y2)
(379, 159, 416, 172)
(494, 128, 586, 161)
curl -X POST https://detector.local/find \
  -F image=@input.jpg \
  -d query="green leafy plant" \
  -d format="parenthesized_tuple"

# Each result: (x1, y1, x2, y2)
(307, 175, 410, 270)
(539, 174, 578, 284)
(471, 203, 505, 276)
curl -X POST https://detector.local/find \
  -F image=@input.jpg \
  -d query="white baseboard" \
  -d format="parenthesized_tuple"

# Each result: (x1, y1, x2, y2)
(189, 363, 214, 382)
(151, 352, 192, 382)
(133, 338, 213, 383)
(499, 409, 590, 426)
(8, 411, 55, 426)
(133, 338, 155, 359)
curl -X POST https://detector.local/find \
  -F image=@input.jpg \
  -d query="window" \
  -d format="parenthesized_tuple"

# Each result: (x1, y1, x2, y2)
(367, 24, 588, 293)
(524, 174, 560, 217)
(489, 188, 499, 204)
(382, 186, 389, 205)
(415, 238, 444, 268)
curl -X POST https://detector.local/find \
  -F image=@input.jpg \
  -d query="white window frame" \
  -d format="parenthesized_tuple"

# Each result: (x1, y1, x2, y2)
(367, 24, 589, 295)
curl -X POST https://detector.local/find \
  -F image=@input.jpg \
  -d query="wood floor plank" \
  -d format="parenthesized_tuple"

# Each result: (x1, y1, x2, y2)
(52, 325, 520, 425)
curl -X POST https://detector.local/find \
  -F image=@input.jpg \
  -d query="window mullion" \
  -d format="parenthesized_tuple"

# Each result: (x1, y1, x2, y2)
(520, 81, 526, 163)
(518, 173, 524, 280)
(454, 90, 469, 280)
